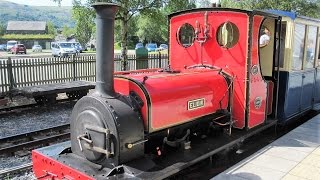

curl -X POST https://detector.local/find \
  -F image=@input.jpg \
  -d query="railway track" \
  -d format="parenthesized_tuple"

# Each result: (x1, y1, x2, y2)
(0, 123, 70, 156)
(0, 163, 33, 179)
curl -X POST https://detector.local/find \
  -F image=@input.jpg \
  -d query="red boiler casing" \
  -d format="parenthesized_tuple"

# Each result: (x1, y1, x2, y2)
(115, 69, 229, 133)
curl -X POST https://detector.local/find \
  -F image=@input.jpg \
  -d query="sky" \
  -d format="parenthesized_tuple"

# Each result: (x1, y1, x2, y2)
(5, 0, 73, 6)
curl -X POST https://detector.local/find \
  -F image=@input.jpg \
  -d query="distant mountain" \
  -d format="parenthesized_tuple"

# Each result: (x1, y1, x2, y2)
(0, 0, 75, 29)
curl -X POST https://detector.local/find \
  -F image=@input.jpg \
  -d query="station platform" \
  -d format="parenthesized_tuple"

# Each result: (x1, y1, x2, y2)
(214, 115, 320, 180)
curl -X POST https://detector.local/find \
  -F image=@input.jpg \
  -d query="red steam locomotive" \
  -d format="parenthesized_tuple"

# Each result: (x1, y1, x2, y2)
(32, 2, 318, 179)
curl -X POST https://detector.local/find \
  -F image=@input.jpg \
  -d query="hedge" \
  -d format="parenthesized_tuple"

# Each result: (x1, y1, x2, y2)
(0, 34, 55, 40)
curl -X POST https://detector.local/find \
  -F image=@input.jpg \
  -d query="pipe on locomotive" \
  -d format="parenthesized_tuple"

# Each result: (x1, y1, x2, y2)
(92, 2, 119, 97)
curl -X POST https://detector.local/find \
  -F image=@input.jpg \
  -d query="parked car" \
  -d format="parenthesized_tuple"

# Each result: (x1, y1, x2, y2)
(32, 45, 43, 52)
(146, 43, 157, 52)
(72, 42, 83, 53)
(156, 44, 168, 51)
(51, 42, 77, 57)
(0, 44, 6, 51)
(7, 40, 18, 52)
(135, 43, 144, 50)
(11, 44, 26, 54)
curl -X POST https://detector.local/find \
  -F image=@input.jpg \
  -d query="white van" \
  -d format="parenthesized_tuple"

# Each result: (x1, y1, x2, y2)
(7, 40, 18, 52)
(51, 42, 77, 57)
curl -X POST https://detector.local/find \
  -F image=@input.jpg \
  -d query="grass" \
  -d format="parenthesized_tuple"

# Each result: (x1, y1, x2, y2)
(148, 50, 168, 55)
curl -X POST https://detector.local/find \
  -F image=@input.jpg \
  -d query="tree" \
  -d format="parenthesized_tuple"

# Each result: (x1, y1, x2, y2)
(51, 0, 62, 6)
(137, 10, 167, 43)
(220, 0, 320, 18)
(56, 0, 161, 70)
(0, 23, 5, 36)
(136, 0, 196, 43)
(62, 25, 75, 37)
(72, 0, 95, 48)
(47, 21, 57, 35)
(163, 0, 196, 13)
(112, 0, 162, 70)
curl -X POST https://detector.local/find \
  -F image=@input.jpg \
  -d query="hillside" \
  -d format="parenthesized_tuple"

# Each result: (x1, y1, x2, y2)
(0, 0, 75, 29)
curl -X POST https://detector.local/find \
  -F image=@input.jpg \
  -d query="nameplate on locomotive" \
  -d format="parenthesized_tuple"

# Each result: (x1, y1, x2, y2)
(188, 98, 205, 110)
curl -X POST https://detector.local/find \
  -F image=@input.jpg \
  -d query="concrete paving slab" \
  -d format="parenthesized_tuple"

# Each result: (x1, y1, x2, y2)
(217, 163, 286, 180)
(291, 126, 320, 137)
(312, 147, 320, 156)
(281, 174, 307, 180)
(248, 154, 298, 172)
(260, 146, 309, 162)
(271, 136, 318, 153)
(299, 153, 320, 168)
(285, 132, 320, 145)
(288, 163, 320, 179)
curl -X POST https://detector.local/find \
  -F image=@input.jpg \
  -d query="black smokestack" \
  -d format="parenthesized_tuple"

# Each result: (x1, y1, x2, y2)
(92, 2, 118, 97)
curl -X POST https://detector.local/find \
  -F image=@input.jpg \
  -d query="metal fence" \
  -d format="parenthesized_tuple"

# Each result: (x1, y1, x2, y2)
(0, 53, 169, 94)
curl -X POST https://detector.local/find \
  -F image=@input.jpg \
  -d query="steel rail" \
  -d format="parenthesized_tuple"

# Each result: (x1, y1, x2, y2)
(0, 162, 33, 178)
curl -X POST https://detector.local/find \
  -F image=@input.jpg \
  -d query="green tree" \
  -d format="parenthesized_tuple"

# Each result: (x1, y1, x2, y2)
(56, 0, 161, 70)
(62, 25, 75, 37)
(221, 0, 320, 18)
(47, 21, 57, 35)
(112, 0, 162, 70)
(137, 10, 167, 43)
(72, 0, 95, 47)
(0, 23, 5, 36)
(136, 0, 196, 44)
(163, 0, 196, 13)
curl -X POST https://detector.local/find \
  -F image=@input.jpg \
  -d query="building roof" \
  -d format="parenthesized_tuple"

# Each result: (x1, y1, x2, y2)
(6, 21, 47, 31)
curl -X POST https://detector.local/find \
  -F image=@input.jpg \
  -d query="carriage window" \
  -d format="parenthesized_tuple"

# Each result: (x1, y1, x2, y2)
(305, 26, 317, 69)
(216, 22, 239, 48)
(292, 24, 306, 70)
(177, 23, 195, 48)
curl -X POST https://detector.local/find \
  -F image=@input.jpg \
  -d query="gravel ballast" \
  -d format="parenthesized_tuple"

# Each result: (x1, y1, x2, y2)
(0, 99, 75, 179)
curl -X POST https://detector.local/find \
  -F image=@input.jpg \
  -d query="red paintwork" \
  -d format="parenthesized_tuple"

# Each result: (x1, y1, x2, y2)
(115, 76, 150, 129)
(115, 68, 229, 132)
(32, 150, 94, 180)
(248, 15, 267, 128)
(169, 11, 249, 128)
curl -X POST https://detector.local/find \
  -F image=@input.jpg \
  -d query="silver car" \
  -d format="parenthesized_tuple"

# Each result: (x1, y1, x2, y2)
(51, 42, 77, 57)
(32, 45, 42, 52)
